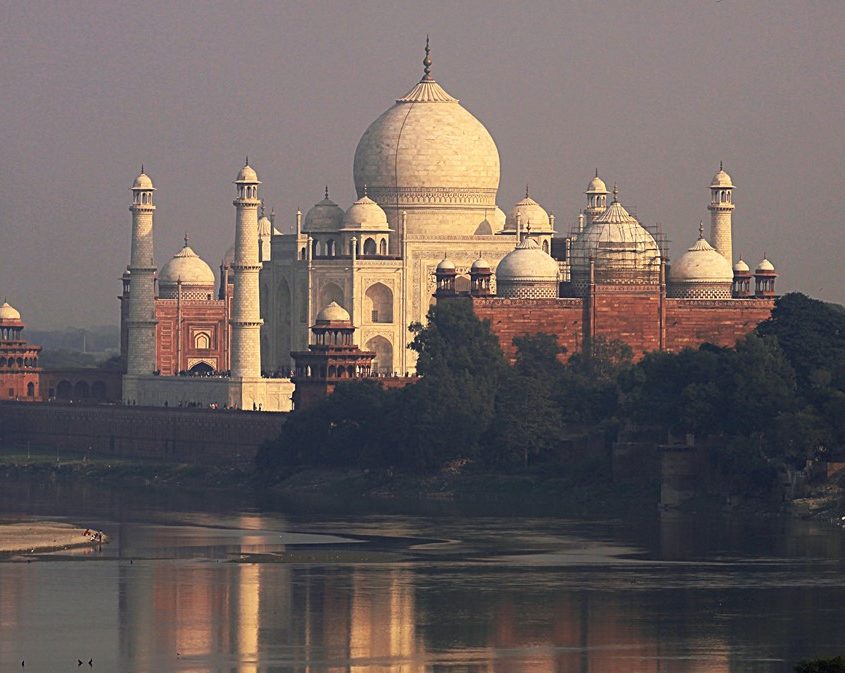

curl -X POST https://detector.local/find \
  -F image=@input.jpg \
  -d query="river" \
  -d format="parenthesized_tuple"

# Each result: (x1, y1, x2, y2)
(0, 479, 843, 672)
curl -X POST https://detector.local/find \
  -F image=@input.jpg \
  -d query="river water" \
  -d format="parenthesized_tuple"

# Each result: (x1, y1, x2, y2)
(0, 480, 844, 672)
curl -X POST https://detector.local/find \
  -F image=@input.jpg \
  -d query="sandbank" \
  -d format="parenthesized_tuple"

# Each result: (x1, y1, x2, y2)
(0, 521, 108, 555)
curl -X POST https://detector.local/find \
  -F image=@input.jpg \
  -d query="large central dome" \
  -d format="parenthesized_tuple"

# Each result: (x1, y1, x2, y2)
(352, 43, 500, 222)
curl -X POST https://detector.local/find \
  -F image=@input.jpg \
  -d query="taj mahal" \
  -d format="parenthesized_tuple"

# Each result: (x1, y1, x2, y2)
(115, 41, 777, 411)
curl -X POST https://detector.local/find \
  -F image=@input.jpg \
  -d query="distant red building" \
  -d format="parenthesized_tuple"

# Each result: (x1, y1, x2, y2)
(0, 301, 41, 401)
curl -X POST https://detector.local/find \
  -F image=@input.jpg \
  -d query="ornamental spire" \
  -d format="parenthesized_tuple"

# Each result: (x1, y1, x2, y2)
(184, 232, 189, 247)
(422, 35, 433, 81)
(698, 220, 704, 239)
(612, 183, 619, 202)
(325, 185, 329, 200)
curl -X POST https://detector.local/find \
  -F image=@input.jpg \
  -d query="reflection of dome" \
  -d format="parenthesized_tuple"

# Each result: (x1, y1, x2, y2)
(569, 190, 661, 292)
(505, 193, 551, 232)
(132, 171, 154, 190)
(711, 166, 733, 188)
(668, 233, 733, 299)
(159, 245, 215, 298)
(352, 43, 500, 223)
(495, 238, 559, 299)
(0, 301, 22, 322)
(304, 192, 344, 232)
(316, 301, 351, 323)
(342, 195, 389, 230)
(734, 259, 750, 273)
(756, 258, 775, 272)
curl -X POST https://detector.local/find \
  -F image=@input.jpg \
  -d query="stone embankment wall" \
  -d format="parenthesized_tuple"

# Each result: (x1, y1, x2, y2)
(0, 401, 285, 465)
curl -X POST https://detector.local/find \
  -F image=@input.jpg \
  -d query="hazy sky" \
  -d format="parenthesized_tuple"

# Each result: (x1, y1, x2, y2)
(1, 1, 843, 328)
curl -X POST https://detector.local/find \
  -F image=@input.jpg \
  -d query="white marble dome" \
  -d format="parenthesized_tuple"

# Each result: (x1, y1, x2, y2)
(436, 257, 456, 272)
(342, 195, 389, 230)
(159, 245, 215, 299)
(734, 259, 750, 273)
(569, 193, 661, 292)
(316, 301, 351, 323)
(471, 256, 491, 271)
(711, 167, 733, 188)
(587, 174, 608, 193)
(304, 193, 344, 232)
(756, 258, 775, 272)
(496, 238, 559, 299)
(0, 301, 21, 322)
(132, 172, 154, 190)
(352, 53, 500, 216)
(236, 163, 259, 182)
(668, 235, 734, 299)
(505, 194, 552, 232)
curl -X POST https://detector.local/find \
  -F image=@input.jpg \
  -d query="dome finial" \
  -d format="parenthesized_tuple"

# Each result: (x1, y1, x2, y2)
(245, 155, 249, 167)
(325, 184, 329, 200)
(612, 183, 619, 202)
(698, 220, 704, 239)
(422, 35, 433, 81)
(363, 183, 368, 197)
(720, 160, 723, 171)
(525, 183, 530, 199)
(141, 163, 144, 174)
(595, 168, 599, 178)
(184, 232, 189, 247)
(260, 200, 266, 217)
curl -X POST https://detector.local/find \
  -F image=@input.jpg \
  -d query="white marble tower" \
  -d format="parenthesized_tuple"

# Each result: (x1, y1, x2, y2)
(230, 161, 263, 378)
(126, 169, 158, 376)
(708, 162, 735, 263)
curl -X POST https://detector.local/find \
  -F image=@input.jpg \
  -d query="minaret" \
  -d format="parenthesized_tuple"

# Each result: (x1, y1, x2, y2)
(126, 168, 158, 376)
(230, 160, 263, 378)
(708, 162, 735, 263)
(584, 169, 609, 227)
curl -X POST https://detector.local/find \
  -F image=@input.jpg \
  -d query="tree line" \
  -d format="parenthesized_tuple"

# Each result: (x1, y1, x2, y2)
(256, 293, 845, 490)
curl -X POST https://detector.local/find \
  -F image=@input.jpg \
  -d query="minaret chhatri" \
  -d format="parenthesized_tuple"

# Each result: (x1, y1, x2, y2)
(708, 162, 735, 263)
(230, 159, 263, 379)
(126, 167, 158, 375)
(584, 169, 609, 228)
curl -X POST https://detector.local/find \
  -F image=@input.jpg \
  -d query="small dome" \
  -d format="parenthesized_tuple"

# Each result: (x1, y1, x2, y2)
(342, 195, 389, 230)
(0, 301, 22, 322)
(756, 258, 775, 273)
(471, 256, 491, 271)
(505, 194, 551, 232)
(669, 236, 734, 285)
(734, 259, 750, 273)
(304, 193, 344, 232)
(316, 301, 351, 323)
(587, 173, 608, 194)
(436, 257, 456, 272)
(496, 238, 559, 298)
(159, 245, 215, 286)
(711, 166, 734, 188)
(132, 172, 154, 190)
(236, 163, 259, 183)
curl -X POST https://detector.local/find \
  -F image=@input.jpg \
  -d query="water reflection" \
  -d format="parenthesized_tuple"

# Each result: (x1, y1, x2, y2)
(1, 505, 845, 672)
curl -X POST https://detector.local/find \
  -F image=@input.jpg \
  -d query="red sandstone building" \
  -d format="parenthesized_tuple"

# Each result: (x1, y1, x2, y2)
(119, 239, 234, 376)
(0, 301, 41, 401)
(435, 174, 777, 363)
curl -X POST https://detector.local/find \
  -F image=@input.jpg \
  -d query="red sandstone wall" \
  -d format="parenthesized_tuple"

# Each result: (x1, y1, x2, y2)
(472, 294, 773, 364)
(472, 298, 584, 364)
(591, 288, 661, 358)
(665, 299, 773, 352)
(0, 402, 284, 465)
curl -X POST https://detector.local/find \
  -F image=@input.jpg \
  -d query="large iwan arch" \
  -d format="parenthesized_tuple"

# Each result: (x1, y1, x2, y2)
(365, 335, 393, 375)
(319, 282, 344, 312)
(364, 283, 393, 323)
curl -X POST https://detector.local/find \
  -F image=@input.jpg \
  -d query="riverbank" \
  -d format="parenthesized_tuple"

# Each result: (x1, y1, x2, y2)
(0, 521, 108, 555)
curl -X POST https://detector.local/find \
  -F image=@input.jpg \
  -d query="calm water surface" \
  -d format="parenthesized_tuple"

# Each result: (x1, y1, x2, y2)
(0, 481, 843, 672)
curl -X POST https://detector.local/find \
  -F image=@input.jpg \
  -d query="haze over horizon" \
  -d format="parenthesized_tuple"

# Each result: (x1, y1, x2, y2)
(1, 1, 843, 329)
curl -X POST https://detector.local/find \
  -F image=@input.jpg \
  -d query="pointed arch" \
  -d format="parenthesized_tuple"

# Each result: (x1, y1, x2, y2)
(319, 282, 344, 311)
(365, 335, 393, 375)
(364, 282, 393, 323)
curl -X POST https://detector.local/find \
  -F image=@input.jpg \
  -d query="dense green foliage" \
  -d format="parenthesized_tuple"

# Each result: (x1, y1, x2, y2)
(256, 292, 845, 491)
(795, 657, 845, 673)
